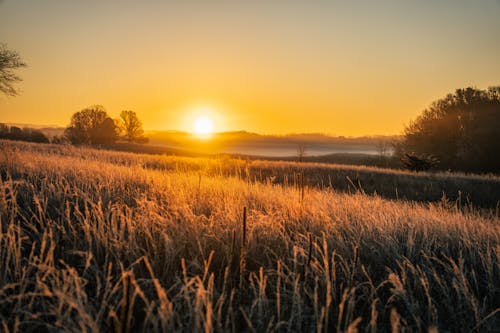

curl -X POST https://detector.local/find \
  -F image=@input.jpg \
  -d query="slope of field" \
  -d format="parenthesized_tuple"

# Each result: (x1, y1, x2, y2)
(0, 140, 499, 332)
(5, 141, 500, 208)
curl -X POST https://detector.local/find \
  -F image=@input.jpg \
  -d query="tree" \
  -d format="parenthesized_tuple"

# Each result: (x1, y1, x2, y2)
(399, 86, 500, 173)
(0, 44, 26, 96)
(65, 105, 119, 145)
(119, 110, 147, 143)
(0, 123, 49, 143)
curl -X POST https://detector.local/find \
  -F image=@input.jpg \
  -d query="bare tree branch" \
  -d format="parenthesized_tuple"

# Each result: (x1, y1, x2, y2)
(0, 43, 27, 96)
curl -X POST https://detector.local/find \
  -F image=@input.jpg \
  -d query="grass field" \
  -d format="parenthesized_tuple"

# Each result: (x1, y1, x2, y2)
(0, 140, 499, 332)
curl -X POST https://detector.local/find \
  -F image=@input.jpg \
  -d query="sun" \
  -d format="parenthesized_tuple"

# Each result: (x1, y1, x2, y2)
(193, 116, 214, 136)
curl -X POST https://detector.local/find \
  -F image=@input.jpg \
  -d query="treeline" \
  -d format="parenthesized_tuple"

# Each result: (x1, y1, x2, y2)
(0, 123, 49, 143)
(64, 106, 147, 145)
(397, 86, 500, 174)
(0, 106, 148, 146)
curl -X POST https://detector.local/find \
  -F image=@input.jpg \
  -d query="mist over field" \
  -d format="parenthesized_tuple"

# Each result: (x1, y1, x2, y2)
(147, 131, 397, 157)
(7, 124, 396, 158)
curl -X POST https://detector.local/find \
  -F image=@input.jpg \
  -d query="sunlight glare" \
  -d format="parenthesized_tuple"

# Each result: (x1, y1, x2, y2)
(193, 116, 214, 136)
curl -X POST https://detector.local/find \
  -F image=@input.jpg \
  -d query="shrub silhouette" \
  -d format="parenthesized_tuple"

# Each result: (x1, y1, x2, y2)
(401, 153, 439, 172)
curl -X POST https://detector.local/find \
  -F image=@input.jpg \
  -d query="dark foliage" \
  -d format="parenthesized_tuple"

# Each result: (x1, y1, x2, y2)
(65, 105, 119, 145)
(399, 86, 500, 173)
(0, 123, 49, 143)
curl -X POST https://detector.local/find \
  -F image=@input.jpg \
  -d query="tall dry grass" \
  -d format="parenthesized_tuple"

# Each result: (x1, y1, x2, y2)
(0, 140, 499, 332)
(4, 140, 500, 208)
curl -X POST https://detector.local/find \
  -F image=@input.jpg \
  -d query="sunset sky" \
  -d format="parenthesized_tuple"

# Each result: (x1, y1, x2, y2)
(1, 0, 499, 135)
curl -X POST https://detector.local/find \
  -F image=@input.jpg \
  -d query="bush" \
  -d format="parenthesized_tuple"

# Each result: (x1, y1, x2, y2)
(401, 153, 439, 172)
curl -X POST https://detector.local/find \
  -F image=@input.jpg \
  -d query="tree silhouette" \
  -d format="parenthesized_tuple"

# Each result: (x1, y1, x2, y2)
(119, 110, 147, 143)
(0, 44, 26, 96)
(65, 106, 119, 145)
(399, 86, 500, 173)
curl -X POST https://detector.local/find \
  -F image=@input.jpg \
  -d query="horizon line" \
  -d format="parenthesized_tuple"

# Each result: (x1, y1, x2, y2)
(1, 122, 401, 138)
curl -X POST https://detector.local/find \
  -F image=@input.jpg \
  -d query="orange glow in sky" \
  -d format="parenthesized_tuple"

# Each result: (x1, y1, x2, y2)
(0, 1, 499, 135)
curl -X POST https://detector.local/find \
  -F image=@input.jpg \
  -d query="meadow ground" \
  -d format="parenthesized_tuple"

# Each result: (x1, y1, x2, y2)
(0, 140, 499, 332)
